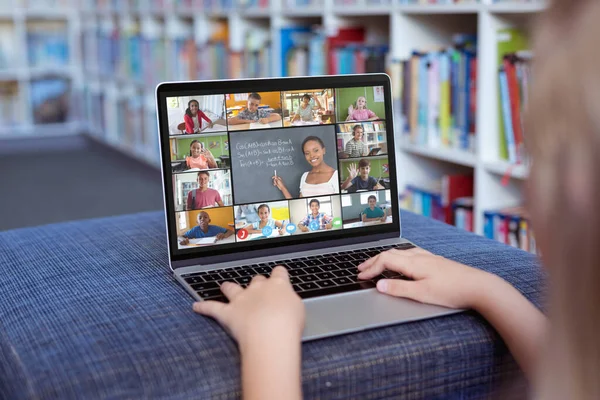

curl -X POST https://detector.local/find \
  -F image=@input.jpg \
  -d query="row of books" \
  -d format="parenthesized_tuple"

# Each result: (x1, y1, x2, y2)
(0, 21, 69, 71)
(82, 85, 160, 163)
(0, 24, 15, 70)
(497, 28, 531, 164)
(0, 81, 21, 127)
(27, 21, 70, 69)
(398, 34, 477, 153)
(402, 180, 537, 254)
(282, 26, 389, 77)
(400, 174, 474, 226)
(398, 0, 478, 3)
(484, 206, 537, 254)
(0, 78, 73, 128)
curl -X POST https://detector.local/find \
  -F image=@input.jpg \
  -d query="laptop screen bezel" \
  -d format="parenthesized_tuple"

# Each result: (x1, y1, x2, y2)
(155, 74, 402, 270)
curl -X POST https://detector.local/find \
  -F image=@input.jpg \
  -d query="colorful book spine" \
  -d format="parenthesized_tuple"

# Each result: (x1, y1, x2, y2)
(499, 68, 517, 163)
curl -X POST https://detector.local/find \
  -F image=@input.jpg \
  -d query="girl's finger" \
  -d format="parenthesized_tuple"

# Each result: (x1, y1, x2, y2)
(220, 281, 244, 300)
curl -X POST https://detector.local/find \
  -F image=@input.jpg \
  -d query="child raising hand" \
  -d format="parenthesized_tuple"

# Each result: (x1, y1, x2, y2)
(345, 96, 379, 121)
(185, 140, 217, 170)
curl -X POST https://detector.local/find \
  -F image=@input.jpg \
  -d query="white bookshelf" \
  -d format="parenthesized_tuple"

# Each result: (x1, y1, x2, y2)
(3, 0, 545, 237)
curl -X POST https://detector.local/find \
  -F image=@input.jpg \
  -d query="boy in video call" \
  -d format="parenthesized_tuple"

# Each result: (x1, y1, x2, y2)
(179, 211, 234, 245)
(228, 92, 282, 125)
(187, 171, 224, 210)
(297, 199, 333, 232)
(341, 159, 385, 193)
(362, 195, 387, 223)
(344, 124, 368, 158)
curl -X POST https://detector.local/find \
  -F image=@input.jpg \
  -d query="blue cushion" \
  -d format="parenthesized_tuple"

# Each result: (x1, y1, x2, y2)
(0, 211, 544, 399)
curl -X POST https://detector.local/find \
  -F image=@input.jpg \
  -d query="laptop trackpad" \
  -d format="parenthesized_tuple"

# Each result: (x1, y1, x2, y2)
(302, 289, 461, 341)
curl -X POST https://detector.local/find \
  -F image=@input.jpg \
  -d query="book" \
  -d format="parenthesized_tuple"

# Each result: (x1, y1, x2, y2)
(188, 237, 217, 245)
(496, 28, 529, 161)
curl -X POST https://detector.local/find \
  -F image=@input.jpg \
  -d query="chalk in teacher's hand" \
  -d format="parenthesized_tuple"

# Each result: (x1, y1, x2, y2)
(274, 170, 277, 177)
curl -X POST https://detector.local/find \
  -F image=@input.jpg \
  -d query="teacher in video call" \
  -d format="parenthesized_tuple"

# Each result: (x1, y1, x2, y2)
(272, 136, 339, 199)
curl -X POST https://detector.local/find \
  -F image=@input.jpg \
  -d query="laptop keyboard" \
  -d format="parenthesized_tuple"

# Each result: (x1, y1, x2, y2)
(181, 243, 416, 303)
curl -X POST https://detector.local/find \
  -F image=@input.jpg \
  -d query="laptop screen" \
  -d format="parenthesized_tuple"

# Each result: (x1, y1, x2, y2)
(157, 75, 400, 265)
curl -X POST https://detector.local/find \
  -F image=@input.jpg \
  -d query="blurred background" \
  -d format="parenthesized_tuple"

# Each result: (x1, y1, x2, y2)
(0, 0, 541, 254)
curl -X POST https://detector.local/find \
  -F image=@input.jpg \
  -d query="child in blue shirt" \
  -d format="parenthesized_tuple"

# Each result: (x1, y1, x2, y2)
(179, 211, 233, 245)
(362, 195, 386, 223)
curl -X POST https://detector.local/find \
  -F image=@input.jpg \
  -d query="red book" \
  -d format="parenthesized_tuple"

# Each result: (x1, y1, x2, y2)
(326, 27, 365, 75)
(503, 55, 523, 163)
(441, 174, 474, 225)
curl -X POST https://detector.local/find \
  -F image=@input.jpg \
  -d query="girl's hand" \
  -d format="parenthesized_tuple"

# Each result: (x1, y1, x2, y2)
(272, 176, 287, 191)
(259, 117, 270, 124)
(348, 104, 354, 115)
(179, 237, 190, 245)
(215, 233, 225, 241)
(193, 267, 305, 346)
(348, 163, 358, 179)
(357, 247, 495, 310)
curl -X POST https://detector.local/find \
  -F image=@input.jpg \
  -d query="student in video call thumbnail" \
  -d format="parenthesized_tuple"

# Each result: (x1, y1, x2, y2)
(362, 195, 386, 223)
(184, 99, 214, 134)
(179, 211, 234, 245)
(345, 96, 379, 122)
(186, 171, 224, 210)
(297, 198, 333, 232)
(272, 136, 339, 199)
(186, 140, 217, 170)
(292, 93, 323, 122)
(228, 92, 282, 125)
(344, 125, 368, 158)
(341, 159, 384, 193)
(245, 204, 286, 235)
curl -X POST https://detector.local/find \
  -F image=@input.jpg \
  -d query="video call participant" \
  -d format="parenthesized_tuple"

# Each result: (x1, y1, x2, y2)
(184, 99, 214, 134)
(292, 93, 323, 122)
(179, 211, 234, 245)
(362, 195, 386, 223)
(186, 140, 217, 170)
(344, 125, 368, 158)
(345, 96, 380, 122)
(187, 171, 224, 210)
(245, 204, 286, 235)
(228, 93, 282, 125)
(272, 136, 339, 199)
(297, 199, 333, 232)
(341, 159, 384, 193)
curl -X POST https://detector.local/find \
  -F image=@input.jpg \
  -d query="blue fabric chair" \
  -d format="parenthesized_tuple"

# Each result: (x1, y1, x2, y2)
(0, 210, 545, 399)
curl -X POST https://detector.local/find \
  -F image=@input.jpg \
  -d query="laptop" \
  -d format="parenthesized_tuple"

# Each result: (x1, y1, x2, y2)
(155, 74, 459, 341)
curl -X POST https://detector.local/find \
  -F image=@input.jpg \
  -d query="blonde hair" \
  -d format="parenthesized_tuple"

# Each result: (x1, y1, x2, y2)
(527, 0, 600, 398)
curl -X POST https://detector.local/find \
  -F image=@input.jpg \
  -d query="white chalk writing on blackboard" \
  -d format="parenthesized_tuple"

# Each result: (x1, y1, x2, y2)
(236, 138, 295, 168)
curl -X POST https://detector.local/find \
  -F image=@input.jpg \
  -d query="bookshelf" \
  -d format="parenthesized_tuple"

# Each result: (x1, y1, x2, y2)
(2, 0, 545, 243)
(0, 1, 83, 137)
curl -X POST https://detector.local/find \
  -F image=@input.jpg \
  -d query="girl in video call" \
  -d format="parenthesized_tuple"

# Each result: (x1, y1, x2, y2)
(185, 140, 217, 170)
(345, 96, 379, 122)
(292, 93, 323, 122)
(272, 136, 339, 199)
(184, 99, 213, 134)
(245, 204, 286, 236)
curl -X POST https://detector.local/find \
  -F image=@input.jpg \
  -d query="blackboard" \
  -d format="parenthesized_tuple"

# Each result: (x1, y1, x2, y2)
(230, 126, 339, 204)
